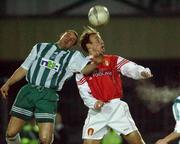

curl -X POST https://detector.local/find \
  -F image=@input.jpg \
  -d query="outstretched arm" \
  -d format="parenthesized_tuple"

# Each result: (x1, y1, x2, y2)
(0, 67, 27, 99)
(69, 51, 103, 75)
(117, 57, 153, 79)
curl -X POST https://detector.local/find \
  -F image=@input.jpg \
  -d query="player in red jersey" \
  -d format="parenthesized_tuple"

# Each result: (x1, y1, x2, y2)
(76, 26, 153, 144)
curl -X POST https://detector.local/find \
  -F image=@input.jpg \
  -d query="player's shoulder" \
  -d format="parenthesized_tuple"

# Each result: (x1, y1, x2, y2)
(33, 42, 52, 48)
(104, 54, 119, 62)
(32, 43, 56, 53)
(72, 50, 85, 57)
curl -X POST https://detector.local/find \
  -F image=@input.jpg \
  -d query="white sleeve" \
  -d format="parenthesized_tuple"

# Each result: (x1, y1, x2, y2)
(174, 121, 180, 133)
(21, 44, 37, 70)
(76, 74, 97, 109)
(173, 97, 180, 133)
(68, 51, 90, 73)
(117, 56, 151, 80)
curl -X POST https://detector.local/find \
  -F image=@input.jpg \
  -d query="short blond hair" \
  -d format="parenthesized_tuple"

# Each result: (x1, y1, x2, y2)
(59, 30, 79, 46)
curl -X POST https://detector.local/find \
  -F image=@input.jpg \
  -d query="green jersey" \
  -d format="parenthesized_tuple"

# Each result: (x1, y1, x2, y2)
(21, 43, 89, 91)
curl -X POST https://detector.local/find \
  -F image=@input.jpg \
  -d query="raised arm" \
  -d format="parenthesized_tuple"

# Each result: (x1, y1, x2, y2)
(68, 51, 103, 75)
(81, 54, 103, 75)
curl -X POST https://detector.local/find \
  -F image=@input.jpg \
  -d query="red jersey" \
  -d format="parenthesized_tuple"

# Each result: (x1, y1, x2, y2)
(83, 55, 124, 102)
(76, 54, 150, 108)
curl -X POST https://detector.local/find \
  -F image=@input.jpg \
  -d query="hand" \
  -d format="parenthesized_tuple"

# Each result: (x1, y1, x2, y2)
(92, 54, 104, 65)
(141, 68, 153, 79)
(94, 100, 104, 110)
(0, 83, 10, 99)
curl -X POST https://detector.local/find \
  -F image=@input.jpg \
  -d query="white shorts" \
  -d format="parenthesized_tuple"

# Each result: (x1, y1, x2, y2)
(82, 98, 138, 140)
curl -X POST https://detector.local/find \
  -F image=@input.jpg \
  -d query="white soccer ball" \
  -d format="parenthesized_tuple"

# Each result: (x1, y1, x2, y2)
(88, 5, 110, 27)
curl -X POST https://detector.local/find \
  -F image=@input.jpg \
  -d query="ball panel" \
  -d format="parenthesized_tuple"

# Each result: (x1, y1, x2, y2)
(88, 5, 110, 27)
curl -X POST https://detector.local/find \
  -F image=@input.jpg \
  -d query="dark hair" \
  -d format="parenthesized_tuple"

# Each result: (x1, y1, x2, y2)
(80, 33, 91, 52)
(80, 26, 99, 52)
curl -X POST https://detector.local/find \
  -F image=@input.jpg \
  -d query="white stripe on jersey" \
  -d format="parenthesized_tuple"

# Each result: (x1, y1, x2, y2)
(35, 45, 57, 86)
(27, 43, 47, 83)
(44, 51, 68, 87)
(56, 52, 74, 90)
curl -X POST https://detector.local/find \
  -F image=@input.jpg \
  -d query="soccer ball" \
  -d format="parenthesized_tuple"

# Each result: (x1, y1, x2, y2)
(88, 5, 110, 27)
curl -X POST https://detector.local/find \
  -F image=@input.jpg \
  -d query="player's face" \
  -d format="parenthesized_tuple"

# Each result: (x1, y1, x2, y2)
(88, 33, 105, 54)
(60, 32, 78, 48)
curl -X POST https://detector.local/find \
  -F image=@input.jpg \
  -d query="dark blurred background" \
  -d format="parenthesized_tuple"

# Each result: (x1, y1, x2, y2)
(0, 0, 180, 144)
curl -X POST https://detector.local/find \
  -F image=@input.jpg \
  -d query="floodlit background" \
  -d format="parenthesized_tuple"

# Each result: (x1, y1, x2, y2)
(0, 0, 180, 144)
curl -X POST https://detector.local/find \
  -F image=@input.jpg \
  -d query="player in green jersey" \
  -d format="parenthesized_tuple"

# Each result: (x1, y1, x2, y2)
(0, 30, 103, 144)
(155, 96, 180, 144)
